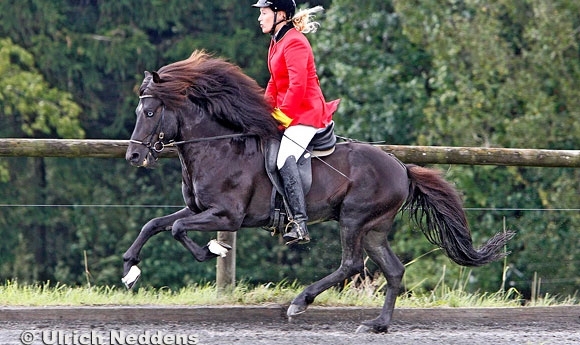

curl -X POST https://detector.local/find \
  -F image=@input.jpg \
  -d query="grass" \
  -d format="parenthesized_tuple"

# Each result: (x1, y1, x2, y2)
(2, 228, 577, 308)
(0, 278, 576, 308)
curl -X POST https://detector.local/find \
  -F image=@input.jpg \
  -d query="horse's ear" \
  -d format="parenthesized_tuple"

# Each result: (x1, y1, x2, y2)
(152, 71, 162, 84)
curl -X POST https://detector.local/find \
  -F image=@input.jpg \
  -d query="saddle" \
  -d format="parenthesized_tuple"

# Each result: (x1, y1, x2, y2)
(263, 122, 337, 235)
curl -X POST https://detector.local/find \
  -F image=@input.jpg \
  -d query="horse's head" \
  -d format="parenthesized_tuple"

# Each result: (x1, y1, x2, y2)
(126, 51, 281, 167)
(126, 71, 179, 168)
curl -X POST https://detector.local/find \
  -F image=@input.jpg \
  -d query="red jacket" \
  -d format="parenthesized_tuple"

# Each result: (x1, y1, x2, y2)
(265, 27, 339, 128)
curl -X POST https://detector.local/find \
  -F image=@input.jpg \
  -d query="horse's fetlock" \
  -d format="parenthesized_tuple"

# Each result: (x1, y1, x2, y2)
(305, 294, 316, 305)
(122, 255, 140, 267)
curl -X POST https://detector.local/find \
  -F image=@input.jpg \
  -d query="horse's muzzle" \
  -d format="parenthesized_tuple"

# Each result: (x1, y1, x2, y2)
(126, 144, 157, 168)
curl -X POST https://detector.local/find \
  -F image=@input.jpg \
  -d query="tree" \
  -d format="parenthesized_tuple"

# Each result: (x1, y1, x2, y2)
(0, 38, 83, 139)
(393, 0, 580, 296)
(0, 37, 84, 281)
(312, 0, 430, 144)
(0, 0, 340, 288)
(1, 0, 578, 298)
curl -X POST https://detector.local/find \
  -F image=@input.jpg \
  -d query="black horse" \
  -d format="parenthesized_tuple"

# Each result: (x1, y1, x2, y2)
(122, 51, 514, 333)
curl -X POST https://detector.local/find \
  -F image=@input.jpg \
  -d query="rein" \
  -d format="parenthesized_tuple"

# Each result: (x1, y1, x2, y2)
(130, 131, 253, 154)
(163, 133, 254, 149)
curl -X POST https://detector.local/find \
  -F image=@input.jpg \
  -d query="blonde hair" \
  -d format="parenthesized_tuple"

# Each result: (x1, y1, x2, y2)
(291, 6, 324, 34)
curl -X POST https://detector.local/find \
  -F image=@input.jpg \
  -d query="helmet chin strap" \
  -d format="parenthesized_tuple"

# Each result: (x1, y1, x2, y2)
(270, 11, 288, 37)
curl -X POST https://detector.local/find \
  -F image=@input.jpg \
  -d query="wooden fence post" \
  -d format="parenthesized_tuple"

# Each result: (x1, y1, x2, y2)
(216, 231, 236, 293)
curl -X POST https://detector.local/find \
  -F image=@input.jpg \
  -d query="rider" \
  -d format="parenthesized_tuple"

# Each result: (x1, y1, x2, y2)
(252, 0, 340, 245)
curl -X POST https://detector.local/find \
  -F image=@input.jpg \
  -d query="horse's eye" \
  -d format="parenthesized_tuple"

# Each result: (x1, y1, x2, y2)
(146, 111, 155, 117)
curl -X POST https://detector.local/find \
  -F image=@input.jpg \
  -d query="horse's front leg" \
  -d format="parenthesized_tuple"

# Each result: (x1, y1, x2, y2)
(122, 207, 194, 288)
(170, 208, 240, 262)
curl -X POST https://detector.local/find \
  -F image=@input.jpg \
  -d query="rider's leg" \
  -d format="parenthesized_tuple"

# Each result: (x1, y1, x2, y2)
(276, 125, 318, 168)
(277, 125, 318, 245)
(280, 156, 310, 244)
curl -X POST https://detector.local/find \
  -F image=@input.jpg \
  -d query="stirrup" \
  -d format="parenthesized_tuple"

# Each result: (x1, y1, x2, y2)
(283, 220, 310, 245)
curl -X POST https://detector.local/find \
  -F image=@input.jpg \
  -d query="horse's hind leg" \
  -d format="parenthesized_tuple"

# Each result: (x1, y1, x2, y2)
(287, 222, 366, 317)
(358, 225, 405, 333)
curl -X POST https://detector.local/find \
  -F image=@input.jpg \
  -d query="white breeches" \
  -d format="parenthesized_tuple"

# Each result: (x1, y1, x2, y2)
(277, 125, 319, 169)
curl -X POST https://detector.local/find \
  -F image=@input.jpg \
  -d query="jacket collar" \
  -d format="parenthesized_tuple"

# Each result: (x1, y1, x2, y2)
(273, 24, 293, 42)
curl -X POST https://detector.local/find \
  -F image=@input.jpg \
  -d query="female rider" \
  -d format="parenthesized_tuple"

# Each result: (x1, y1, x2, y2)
(252, 0, 340, 245)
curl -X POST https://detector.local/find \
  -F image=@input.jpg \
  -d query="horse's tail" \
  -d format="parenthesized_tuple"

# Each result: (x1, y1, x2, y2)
(404, 164, 515, 267)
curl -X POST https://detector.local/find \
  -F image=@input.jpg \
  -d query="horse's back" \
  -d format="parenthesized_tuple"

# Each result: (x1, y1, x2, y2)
(308, 142, 409, 221)
(316, 142, 408, 185)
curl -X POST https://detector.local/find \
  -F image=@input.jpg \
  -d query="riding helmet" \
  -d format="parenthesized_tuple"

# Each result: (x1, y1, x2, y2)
(252, 0, 296, 18)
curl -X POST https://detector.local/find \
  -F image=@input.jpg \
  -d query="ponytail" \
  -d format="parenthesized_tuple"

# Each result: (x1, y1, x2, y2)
(291, 6, 324, 34)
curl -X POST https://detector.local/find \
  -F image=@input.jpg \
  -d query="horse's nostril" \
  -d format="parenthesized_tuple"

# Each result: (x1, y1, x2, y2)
(128, 152, 140, 163)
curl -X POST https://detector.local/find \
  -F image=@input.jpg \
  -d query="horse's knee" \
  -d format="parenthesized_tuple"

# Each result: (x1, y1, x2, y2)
(383, 265, 405, 291)
(341, 259, 365, 277)
(171, 221, 186, 240)
(149, 214, 174, 229)
(353, 261, 365, 275)
(390, 261, 405, 280)
(139, 218, 160, 236)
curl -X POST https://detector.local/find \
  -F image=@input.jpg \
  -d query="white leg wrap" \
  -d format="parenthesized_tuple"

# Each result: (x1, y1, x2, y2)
(208, 239, 229, 258)
(121, 265, 141, 289)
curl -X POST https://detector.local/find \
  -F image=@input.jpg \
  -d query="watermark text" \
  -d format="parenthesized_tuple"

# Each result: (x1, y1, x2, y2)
(19, 330, 199, 345)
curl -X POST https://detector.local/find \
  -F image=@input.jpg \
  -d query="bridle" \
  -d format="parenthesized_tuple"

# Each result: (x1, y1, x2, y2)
(129, 95, 169, 155)
(130, 94, 252, 159)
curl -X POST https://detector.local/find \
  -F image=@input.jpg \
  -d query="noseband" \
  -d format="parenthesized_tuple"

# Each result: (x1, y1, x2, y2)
(130, 94, 253, 159)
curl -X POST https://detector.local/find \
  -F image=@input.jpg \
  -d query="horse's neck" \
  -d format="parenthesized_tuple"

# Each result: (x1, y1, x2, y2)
(177, 138, 264, 174)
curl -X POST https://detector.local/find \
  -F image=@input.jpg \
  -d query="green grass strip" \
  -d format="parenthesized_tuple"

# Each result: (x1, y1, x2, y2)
(1, 280, 576, 307)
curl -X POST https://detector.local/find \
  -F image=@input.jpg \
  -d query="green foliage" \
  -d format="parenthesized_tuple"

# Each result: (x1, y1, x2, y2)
(394, 0, 580, 148)
(389, 0, 580, 298)
(0, 0, 579, 302)
(0, 38, 83, 138)
(0, 0, 347, 290)
(312, 0, 430, 143)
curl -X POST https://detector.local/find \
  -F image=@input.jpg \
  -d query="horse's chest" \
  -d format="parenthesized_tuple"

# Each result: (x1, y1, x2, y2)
(179, 162, 221, 212)
(178, 153, 201, 210)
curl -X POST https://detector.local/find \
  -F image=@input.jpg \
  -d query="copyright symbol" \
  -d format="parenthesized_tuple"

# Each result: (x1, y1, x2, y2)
(19, 331, 35, 345)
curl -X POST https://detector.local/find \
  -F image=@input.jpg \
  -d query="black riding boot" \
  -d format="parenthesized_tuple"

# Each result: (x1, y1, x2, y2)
(279, 156, 310, 245)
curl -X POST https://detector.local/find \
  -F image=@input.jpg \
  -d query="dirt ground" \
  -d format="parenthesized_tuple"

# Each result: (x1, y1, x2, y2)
(1, 305, 578, 345)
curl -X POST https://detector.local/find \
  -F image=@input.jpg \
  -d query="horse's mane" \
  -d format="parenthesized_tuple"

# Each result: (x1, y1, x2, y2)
(142, 50, 279, 139)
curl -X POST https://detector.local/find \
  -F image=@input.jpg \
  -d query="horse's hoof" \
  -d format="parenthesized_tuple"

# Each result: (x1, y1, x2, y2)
(121, 265, 141, 289)
(355, 324, 373, 333)
(357, 321, 389, 333)
(287, 303, 307, 318)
